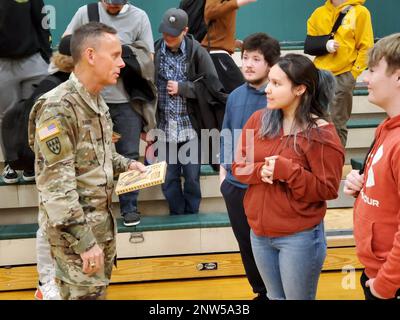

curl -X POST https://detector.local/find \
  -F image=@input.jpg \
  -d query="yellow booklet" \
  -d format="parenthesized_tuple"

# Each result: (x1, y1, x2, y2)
(115, 161, 168, 195)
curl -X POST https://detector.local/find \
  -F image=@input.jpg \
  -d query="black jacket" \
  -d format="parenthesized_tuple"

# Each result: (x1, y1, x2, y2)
(188, 74, 227, 134)
(2, 72, 69, 170)
(154, 35, 226, 169)
(0, 0, 52, 62)
(154, 35, 225, 132)
(121, 43, 156, 104)
(120, 41, 158, 132)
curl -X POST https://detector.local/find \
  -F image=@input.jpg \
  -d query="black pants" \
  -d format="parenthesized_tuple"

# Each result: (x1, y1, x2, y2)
(210, 53, 245, 94)
(220, 180, 266, 295)
(360, 270, 400, 300)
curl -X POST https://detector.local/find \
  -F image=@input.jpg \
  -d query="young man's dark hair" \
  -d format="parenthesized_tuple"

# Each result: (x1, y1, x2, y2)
(242, 32, 281, 67)
(70, 22, 117, 62)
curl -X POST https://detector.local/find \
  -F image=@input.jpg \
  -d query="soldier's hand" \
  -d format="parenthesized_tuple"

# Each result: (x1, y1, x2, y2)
(128, 161, 147, 173)
(81, 244, 104, 275)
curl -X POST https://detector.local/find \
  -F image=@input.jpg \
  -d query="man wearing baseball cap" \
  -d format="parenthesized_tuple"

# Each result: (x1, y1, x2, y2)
(102, 0, 128, 15)
(153, 8, 222, 216)
(63, 0, 155, 227)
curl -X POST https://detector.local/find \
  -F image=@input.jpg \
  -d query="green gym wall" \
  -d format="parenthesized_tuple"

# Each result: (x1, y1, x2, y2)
(43, 0, 399, 47)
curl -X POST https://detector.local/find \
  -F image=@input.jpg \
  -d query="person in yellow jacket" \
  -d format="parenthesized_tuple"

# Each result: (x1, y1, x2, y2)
(307, 0, 374, 146)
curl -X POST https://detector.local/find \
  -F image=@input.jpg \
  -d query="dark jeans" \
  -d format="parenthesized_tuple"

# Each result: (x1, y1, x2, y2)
(108, 103, 142, 215)
(210, 52, 245, 94)
(220, 180, 267, 295)
(158, 139, 201, 215)
(360, 270, 400, 300)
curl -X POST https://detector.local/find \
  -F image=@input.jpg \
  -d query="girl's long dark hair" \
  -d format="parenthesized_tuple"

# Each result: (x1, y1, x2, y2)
(260, 54, 336, 145)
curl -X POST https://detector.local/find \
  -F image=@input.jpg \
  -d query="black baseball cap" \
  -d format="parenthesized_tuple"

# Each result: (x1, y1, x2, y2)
(158, 8, 188, 37)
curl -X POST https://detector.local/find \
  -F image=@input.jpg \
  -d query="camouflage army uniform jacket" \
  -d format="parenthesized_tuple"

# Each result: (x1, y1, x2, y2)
(29, 73, 132, 254)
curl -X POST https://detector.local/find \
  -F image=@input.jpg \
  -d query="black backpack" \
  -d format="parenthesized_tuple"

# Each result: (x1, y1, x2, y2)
(179, 0, 208, 43)
(2, 75, 65, 171)
(87, 2, 100, 22)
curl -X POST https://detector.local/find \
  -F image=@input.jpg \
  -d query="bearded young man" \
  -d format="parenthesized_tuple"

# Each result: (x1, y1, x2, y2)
(219, 32, 280, 300)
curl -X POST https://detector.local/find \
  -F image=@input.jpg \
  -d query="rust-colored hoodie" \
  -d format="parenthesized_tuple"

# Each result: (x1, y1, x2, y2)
(354, 114, 400, 299)
(232, 110, 345, 237)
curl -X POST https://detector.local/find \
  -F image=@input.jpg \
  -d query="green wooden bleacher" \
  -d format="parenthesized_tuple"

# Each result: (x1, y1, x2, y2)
(0, 212, 230, 241)
(347, 118, 382, 129)
(0, 211, 352, 243)
(0, 164, 218, 186)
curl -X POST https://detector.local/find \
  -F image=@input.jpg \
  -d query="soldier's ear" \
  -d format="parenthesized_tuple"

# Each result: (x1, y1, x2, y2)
(394, 69, 400, 86)
(85, 47, 96, 66)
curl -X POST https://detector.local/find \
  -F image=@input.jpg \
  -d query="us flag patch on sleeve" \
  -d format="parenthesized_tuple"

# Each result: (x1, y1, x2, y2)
(37, 120, 60, 141)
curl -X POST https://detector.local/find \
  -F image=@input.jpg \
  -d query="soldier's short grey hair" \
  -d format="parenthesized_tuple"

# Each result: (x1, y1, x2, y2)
(70, 21, 118, 63)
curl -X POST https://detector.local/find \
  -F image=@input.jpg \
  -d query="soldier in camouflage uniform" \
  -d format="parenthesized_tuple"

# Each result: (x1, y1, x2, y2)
(28, 22, 146, 300)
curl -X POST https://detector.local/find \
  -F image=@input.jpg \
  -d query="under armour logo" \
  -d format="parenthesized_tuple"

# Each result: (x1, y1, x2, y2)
(366, 145, 383, 188)
(169, 16, 176, 23)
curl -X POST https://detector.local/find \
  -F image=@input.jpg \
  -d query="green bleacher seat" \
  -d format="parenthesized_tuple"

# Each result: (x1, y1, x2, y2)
(347, 117, 382, 129)
(0, 213, 231, 241)
(199, 164, 218, 176)
(0, 223, 37, 240)
(0, 211, 353, 243)
(0, 164, 218, 187)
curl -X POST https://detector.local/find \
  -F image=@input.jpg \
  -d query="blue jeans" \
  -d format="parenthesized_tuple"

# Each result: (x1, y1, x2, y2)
(220, 180, 266, 295)
(158, 140, 201, 215)
(108, 103, 142, 215)
(250, 222, 327, 300)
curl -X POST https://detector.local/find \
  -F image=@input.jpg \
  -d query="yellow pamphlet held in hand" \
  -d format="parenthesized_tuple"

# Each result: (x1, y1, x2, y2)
(115, 161, 167, 195)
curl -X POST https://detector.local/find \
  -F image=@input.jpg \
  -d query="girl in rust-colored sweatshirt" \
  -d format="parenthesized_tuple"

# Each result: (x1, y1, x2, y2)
(233, 54, 344, 299)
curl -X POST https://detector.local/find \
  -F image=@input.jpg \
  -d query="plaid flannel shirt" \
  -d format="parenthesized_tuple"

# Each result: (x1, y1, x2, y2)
(156, 40, 196, 143)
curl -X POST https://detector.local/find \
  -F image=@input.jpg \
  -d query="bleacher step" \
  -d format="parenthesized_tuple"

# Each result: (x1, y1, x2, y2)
(0, 208, 354, 267)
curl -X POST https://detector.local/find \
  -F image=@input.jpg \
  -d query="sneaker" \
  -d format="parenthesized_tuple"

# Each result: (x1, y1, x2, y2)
(123, 211, 141, 227)
(34, 281, 61, 300)
(2, 165, 19, 184)
(22, 169, 35, 182)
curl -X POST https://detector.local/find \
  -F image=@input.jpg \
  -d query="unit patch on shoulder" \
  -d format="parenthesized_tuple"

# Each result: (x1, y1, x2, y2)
(38, 120, 61, 141)
(46, 137, 62, 155)
(37, 119, 73, 166)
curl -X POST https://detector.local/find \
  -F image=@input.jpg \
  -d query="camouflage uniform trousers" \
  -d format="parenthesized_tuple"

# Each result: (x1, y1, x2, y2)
(51, 238, 116, 300)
